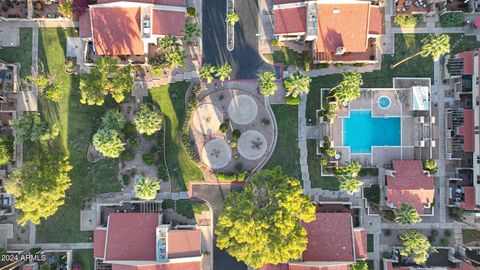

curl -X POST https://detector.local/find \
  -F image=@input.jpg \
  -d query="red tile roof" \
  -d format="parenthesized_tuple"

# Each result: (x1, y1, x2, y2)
(368, 6, 383, 35)
(91, 7, 144, 56)
(459, 51, 475, 75)
(315, 3, 370, 55)
(261, 264, 349, 270)
(302, 212, 355, 262)
(261, 264, 290, 270)
(93, 229, 107, 258)
(387, 160, 435, 214)
(104, 213, 159, 261)
(274, 0, 305, 4)
(461, 187, 476, 211)
(21, 265, 34, 270)
(274, 7, 307, 34)
(462, 109, 474, 152)
(152, 9, 186, 36)
(353, 229, 368, 260)
(97, 0, 186, 5)
(167, 230, 201, 258)
(79, 11, 92, 38)
(111, 262, 201, 270)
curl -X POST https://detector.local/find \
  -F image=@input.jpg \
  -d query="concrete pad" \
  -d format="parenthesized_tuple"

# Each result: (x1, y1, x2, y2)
(0, 25, 19, 47)
(228, 94, 257, 125)
(192, 104, 223, 135)
(201, 139, 232, 169)
(237, 130, 267, 160)
(80, 210, 99, 231)
(66, 37, 83, 59)
(17, 90, 38, 113)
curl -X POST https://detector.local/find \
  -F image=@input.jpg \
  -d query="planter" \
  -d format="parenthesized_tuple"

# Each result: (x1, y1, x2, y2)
(226, 0, 234, 51)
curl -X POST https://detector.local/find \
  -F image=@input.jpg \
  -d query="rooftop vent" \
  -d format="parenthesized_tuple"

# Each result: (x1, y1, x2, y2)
(335, 46, 346, 55)
(332, 8, 340, 14)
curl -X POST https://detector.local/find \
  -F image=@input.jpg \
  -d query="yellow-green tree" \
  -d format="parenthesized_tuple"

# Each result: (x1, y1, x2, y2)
(399, 230, 436, 265)
(215, 167, 316, 269)
(5, 154, 72, 225)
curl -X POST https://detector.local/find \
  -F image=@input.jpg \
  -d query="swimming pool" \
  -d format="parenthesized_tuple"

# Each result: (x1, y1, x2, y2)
(343, 110, 401, 153)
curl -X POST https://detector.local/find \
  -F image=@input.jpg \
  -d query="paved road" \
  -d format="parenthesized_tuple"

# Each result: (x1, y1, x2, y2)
(190, 183, 246, 270)
(202, 0, 268, 79)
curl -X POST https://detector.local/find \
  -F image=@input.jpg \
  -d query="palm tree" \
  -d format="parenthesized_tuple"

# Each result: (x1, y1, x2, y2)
(199, 64, 215, 83)
(338, 175, 363, 194)
(134, 176, 160, 200)
(164, 49, 186, 69)
(259, 71, 277, 96)
(391, 34, 450, 69)
(283, 72, 311, 97)
(226, 12, 240, 25)
(183, 23, 201, 42)
(395, 203, 422, 225)
(158, 34, 180, 52)
(215, 64, 232, 81)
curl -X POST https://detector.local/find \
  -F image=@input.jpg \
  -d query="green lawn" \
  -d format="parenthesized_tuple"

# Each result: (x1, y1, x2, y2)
(307, 139, 339, 190)
(462, 229, 480, 244)
(272, 47, 310, 68)
(264, 105, 301, 179)
(367, 234, 374, 252)
(150, 83, 204, 191)
(73, 249, 94, 270)
(0, 28, 32, 77)
(35, 28, 121, 243)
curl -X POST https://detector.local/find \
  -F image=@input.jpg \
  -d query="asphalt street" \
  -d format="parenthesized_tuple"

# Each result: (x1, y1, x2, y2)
(202, 0, 268, 79)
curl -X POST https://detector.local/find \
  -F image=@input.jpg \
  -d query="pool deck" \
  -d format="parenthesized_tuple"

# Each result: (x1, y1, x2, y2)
(322, 80, 433, 167)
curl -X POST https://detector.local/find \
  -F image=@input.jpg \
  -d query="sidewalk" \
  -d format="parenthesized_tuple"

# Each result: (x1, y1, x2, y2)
(7, 242, 93, 250)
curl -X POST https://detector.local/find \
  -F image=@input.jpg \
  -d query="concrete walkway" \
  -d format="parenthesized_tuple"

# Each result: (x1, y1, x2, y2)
(298, 95, 310, 192)
(0, 19, 77, 28)
(31, 27, 38, 75)
(7, 242, 93, 250)
(391, 26, 465, 34)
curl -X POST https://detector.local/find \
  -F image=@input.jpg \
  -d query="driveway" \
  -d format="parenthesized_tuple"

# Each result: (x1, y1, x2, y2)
(190, 183, 247, 270)
(202, 0, 269, 79)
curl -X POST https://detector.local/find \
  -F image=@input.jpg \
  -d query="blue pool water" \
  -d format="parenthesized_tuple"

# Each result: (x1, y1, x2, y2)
(343, 110, 401, 153)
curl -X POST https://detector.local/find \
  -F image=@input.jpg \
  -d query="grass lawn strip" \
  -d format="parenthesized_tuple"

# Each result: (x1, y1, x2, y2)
(0, 28, 32, 78)
(264, 105, 301, 179)
(35, 28, 121, 244)
(150, 82, 204, 191)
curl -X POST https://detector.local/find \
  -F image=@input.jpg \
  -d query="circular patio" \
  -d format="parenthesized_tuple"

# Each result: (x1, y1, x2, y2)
(200, 139, 232, 170)
(228, 94, 258, 125)
(189, 88, 275, 173)
(237, 130, 268, 160)
(191, 103, 223, 135)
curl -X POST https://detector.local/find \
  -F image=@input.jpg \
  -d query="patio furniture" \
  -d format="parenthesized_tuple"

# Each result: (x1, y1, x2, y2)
(414, 1, 420, 7)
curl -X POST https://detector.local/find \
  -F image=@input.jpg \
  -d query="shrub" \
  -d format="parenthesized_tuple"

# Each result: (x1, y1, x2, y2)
(383, 251, 392, 259)
(230, 141, 237, 148)
(440, 12, 464, 27)
(304, 60, 311, 72)
(162, 199, 174, 209)
(325, 148, 336, 157)
(122, 174, 130, 186)
(285, 95, 301, 105)
(431, 229, 439, 237)
(232, 129, 241, 140)
(364, 184, 380, 204)
(120, 148, 135, 161)
(157, 165, 167, 181)
(142, 152, 155, 166)
(393, 14, 419, 28)
(215, 171, 247, 182)
(384, 229, 392, 236)
(219, 122, 229, 133)
(441, 238, 450, 245)
(444, 229, 452, 237)
(423, 159, 438, 174)
(319, 158, 328, 168)
(428, 235, 436, 243)
(186, 6, 196, 17)
(317, 63, 329, 69)
(261, 118, 270, 125)
(334, 63, 344, 67)
(353, 63, 366, 67)
(271, 39, 279, 47)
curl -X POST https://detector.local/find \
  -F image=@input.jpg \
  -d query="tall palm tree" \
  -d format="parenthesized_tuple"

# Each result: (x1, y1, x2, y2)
(199, 64, 215, 83)
(394, 203, 422, 225)
(391, 34, 450, 69)
(283, 72, 311, 97)
(259, 71, 277, 96)
(338, 175, 363, 194)
(134, 177, 160, 200)
(158, 34, 180, 52)
(226, 12, 239, 25)
(183, 23, 201, 42)
(215, 64, 232, 82)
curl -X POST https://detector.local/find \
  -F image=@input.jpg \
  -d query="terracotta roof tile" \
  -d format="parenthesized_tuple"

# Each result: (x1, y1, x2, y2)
(152, 9, 186, 36)
(93, 229, 107, 258)
(459, 51, 474, 75)
(105, 213, 159, 261)
(462, 109, 474, 152)
(290, 265, 348, 270)
(167, 230, 201, 258)
(111, 262, 201, 270)
(461, 187, 476, 211)
(96, 0, 186, 5)
(274, 7, 307, 34)
(353, 229, 368, 259)
(386, 160, 435, 214)
(79, 11, 92, 38)
(302, 212, 354, 262)
(315, 3, 370, 54)
(368, 6, 383, 34)
(91, 7, 144, 56)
